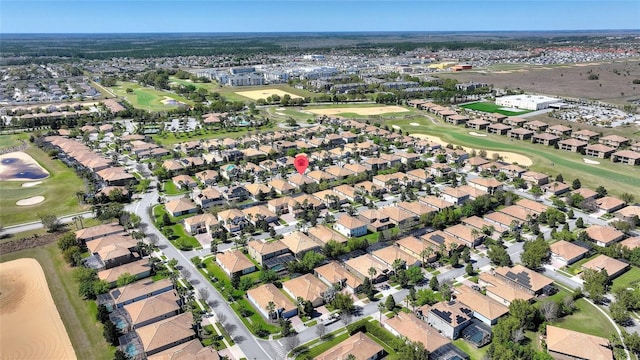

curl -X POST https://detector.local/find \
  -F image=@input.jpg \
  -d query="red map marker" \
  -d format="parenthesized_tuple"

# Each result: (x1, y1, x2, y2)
(294, 154, 309, 175)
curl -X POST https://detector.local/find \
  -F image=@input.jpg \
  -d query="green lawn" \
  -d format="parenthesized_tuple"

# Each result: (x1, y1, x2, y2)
(386, 117, 640, 197)
(151, 122, 278, 146)
(0, 244, 115, 360)
(553, 298, 617, 338)
(460, 101, 532, 116)
(162, 180, 187, 195)
(453, 339, 488, 360)
(152, 205, 201, 250)
(109, 81, 194, 112)
(612, 266, 640, 289)
(296, 332, 350, 359)
(0, 145, 87, 226)
(0, 132, 29, 149)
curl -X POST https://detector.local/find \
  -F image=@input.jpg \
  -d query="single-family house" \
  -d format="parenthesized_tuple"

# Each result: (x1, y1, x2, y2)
(247, 239, 290, 266)
(136, 312, 196, 357)
(585, 225, 626, 247)
(165, 198, 197, 217)
(558, 138, 588, 153)
(421, 300, 473, 339)
(454, 287, 509, 326)
(546, 326, 612, 360)
(344, 254, 390, 283)
(246, 284, 298, 320)
(334, 215, 368, 238)
(315, 332, 385, 360)
(550, 240, 589, 267)
(191, 188, 224, 209)
(582, 254, 630, 280)
(314, 261, 363, 294)
(215, 250, 256, 277)
(123, 291, 180, 330)
(280, 231, 322, 259)
(282, 274, 329, 308)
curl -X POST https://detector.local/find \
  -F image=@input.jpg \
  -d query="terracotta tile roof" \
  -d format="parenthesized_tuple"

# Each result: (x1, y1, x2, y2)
(336, 215, 367, 229)
(111, 279, 173, 305)
(546, 325, 612, 360)
(75, 223, 125, 240)
(344, 253, 390, 279)
(165, 198, 197, 215)
(455, 287, 509, 321)
(280, 231, 321, 254)
(494, 265, 553, 293)
(216, 250, 255, 274)
(585, 225, 625, 245)
(550, 240, 588, 262)
(307, 225, 348, 245)
(282, 274, 329, 302)
(315, 332, 384, 360)
(620, 236, 640, 250)
(582, 255, 629, 277)
(372, 245, 421, 267)
(595, 196, 626, 211)
(422, 300, 473, 327)
(98, 260, 150, 284)
(123, 291, 180, 326)
(384, 313, 450, 353)
(247, 239, 288, 256)
(315, 261, 363, 290)
(246, 283, 296, 315)
(136, 312, 195, 354)
(479, 272, 534, 303)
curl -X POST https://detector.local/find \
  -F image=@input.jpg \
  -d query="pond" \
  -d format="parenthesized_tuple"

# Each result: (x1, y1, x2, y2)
(0, 152, 50, 181)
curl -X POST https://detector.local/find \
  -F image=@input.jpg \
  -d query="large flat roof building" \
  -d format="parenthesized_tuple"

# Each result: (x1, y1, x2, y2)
(495, 94, 562, 111)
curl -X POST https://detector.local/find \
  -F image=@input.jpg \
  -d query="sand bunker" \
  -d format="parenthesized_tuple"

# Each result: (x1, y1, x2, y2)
(410, 122, 420, 126)
(0, 258, 77, 360)
(22, 181, 42, 187)
(411, 133, 533, 166)
(235, 89, 303, 101)
(0, 151, 50, 181)
(469, 131, 487, 137)
(308, 106, 409, 116)
(583, 158, 600, 165)
(160, 97, 186, 106)
(16, 196, 45, 206)
(392, 125, 401, 130)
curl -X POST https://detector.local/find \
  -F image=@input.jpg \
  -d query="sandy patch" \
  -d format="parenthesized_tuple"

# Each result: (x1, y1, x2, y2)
(16, 196, 45, 206)
(583, 158, 600, 165)
(469, 131, 487, 137)
(235, 89, 303, 101)
(0, 258, 77, 360)
(392, 125, 401, 130)
(0, 151, 50, 181)
(411, 133, 533, 166)
(276, 107, 286, 111)
(307, 106, 409, 116)
(410, 122, 420, 126)
(22, 181, 42, 187)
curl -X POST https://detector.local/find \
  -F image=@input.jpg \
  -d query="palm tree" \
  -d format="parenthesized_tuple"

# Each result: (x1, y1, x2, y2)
(420, 247, 434, 268)
(392, 258, 405, 273)
(266, 301, 277, 322)
(368, 267, 377, 280)
(377, 302, 385, 323)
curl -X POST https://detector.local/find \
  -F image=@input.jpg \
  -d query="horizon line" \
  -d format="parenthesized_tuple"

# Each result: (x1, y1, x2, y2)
(2, 29, 640, 35)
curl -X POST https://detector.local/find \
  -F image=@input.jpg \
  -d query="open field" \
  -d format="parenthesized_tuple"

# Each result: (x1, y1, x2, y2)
(0, 258, 76, 360)
(109, 81, 193, 112)
(0, 132, 29, 149)
(0, 145, 87, 226)
(411, 133, 533, 166)
(235, 88, 303, 101)
(459, 101, 532, 116)
(438, 59, 640, 105)
(307, 105, 409, 116)
(0, 244, 115, 360)
(553, 298, 617, 338)
(386, 117, 640, 197)
(612, 266, 640, 290)
(216, 84, 317, 102)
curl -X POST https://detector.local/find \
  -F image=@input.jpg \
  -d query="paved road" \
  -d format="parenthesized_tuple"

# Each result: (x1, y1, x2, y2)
(126, 182, 276, 360)
(1, 211, 94, 235)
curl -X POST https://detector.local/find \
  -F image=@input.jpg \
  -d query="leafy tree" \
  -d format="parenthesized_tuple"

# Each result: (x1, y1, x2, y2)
(40, 213, 63, 232)
(406, 266, 424, 285)
(621, 193, 635, 204)
(332, 292, 355, 314)
(103, 320, 120, 346)
(572, 178, 581, 190)
(521, 237, 551, 269)
(414, 289, 439, 306)
(231, 272, 241, 289)
(113, 350, 129, 360)
(96, 304, 110, 323)
(509, 299, 538, 330)
(575, 217, 585, 228)
(595, 186, 607, 198)
(259, 269, 279, 284)
(396, 340, 429, 360)
(555, 174, 564, 182)
(57, 232, 78, 251)
(582, 268, 609, 303)
(566, 209, 574, 219)
(429, 276, 439, 291)
(116, 273, 136, 287)
(162, 212, 172, 226)
(385, 295, 396, 311)
(610, 301, 630, 325)
(465, 263, 474, 276)
(540, 301, 559, 322)
(488, 245, 512, 266)
(62, 246, 83, 266)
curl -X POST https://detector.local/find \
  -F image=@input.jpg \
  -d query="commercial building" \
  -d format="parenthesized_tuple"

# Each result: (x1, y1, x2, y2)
(495, 94, 562, 111)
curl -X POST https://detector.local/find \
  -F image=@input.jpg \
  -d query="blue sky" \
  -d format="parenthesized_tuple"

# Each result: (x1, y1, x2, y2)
(1, 1, 638, 33)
